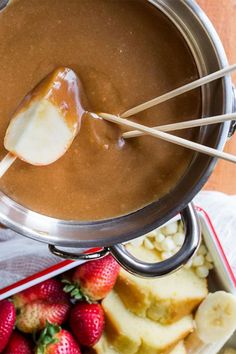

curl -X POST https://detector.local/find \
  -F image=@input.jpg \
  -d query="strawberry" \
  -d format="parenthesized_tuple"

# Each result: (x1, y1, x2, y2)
(16, 301, 70, 334)
(63, 254, 120, 301)
(36, 322, 81, 354)
(0, 300, 16, 352)
(69, 302, 104, 347)
(3, 331, 33, 354)
(13, 279, 68, 309)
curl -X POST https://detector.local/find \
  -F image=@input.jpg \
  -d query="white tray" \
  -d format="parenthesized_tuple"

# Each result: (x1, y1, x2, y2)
(0, 207, 235, 352)
(0, 207, 235, 297)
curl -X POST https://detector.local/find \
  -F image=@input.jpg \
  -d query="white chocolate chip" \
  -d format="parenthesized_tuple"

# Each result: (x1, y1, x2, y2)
(155, 232, 165, 243)
(184, 259, 193, 269)
(129, 236, 145, 247)
(162, 222, 178, 235)
(173, 232, 185, 246)
(144, 238, 154, 250)
(161, 251, 173, 260)
(146, 231, 156, 239)
(205, 261, 214, 270)
(198, 245, 207, 256)
(192, 255, 204, 267)
(161, 237, 176, 251)
(154, 240, 163, 251)
(196, 266, 209, 278)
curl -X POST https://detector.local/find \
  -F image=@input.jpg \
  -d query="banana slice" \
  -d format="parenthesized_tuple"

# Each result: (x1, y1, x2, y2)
(195, 291, 236, 344)
(4, 67, 84, 165)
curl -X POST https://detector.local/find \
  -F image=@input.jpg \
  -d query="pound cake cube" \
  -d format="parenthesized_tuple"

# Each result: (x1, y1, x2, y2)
(86, 334, 118, 354)
(102, 290, 193, 354)
(169, 341, 187, 354)
(88, 337, 186, 354)
(115, 245, 208, 324)
(103, 291, 141, 354)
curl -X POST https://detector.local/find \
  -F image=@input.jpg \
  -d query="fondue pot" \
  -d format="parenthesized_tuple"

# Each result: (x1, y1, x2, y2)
(0, 0, 235, 277)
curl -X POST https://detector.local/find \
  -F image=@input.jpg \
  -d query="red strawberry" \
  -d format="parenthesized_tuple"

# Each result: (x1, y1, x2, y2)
(13, 279, 68, 309)
(3, 331, 33, 354)
(69, 302, 104, 347)
(63, 254, 120, 301)
(16, 301, 70, 333)
(36, 322, 81, 354)
(0, 300, 16, 352)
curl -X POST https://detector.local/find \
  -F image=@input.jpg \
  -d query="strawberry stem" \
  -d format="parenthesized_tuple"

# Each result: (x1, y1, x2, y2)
(62, 279, 92, 302)
(36, 321, 60, 354)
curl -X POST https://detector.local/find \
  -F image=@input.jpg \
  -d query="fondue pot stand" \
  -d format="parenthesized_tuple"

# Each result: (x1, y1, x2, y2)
(0, 0, 235, 277)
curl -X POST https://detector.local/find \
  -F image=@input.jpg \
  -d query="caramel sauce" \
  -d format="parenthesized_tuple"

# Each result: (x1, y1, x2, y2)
(0, 0, 201, 221)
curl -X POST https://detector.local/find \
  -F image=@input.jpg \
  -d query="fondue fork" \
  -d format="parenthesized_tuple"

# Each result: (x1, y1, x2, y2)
(121, 64, 236, 118)
(122, 112, 236, 138)
(99, 112, 236, 164)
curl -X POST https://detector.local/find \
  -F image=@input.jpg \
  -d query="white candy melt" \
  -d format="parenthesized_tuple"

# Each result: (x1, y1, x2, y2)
(162, 222, 178, 235)
(155, 232, 165, 243)
(196, 266, 209, 279)
(173, 232, 185, 246)
(161, 237, 176, 252)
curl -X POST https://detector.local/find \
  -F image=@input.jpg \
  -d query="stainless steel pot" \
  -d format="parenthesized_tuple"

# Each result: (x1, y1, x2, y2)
(0, 0, 235, 277)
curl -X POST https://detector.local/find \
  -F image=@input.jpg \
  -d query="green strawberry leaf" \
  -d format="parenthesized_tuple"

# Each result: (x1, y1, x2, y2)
(61, 279, 92, 302)
(47, 322, 60, 337)
(36, 321, 60, 353)
(61, 278, 97, 304)
(84, 293, 93, 304)
(74, 293, 83, 300)
(71, 288, 80, 296)
(43, 335, 53, 345)
(36, 344, 45, 354)
(63, 284, 75, 293)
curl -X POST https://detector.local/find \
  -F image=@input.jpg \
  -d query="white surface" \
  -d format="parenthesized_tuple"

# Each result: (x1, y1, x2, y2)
(194, 191, 236, 277)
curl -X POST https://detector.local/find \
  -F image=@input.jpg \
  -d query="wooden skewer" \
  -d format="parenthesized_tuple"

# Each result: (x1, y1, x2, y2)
(0, 153, 17, 178)
(0, 64, 236, 178)
(123, 112, 236, 138)
(121, 64, 236, 118)
(99, 112, 236, 164)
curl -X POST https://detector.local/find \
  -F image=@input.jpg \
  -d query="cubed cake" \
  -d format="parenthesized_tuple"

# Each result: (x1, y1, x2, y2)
(102, 290, 193, 354)
(115, 245, 208, 324)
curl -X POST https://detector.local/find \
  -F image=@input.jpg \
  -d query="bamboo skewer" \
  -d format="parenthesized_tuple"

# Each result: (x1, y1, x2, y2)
(0, 153, 17, 178)
(121, 64, 236, 118)
(185, 330, 233, 354)
(0, 64, 236, 178)
(122, 112, 236, 138)
(99, 112, 236, 164)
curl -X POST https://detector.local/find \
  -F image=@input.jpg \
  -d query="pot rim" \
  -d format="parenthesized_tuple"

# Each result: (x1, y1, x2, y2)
(0, 0, 232, 247)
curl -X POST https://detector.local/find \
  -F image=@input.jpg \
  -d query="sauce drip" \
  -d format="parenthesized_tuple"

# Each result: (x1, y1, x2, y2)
(15, 67, 85, 133)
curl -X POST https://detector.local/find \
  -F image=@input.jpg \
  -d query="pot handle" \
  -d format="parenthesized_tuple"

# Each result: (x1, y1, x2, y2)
(0, 0, 8, 11)
(48, 203, 200, 278)
(229, 85, 236, 137)
(48, 245, 110, 260)
(109, 203, 200, 278)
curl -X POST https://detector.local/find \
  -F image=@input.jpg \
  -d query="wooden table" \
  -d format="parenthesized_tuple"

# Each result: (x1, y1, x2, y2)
(197, 0, 236, 194)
